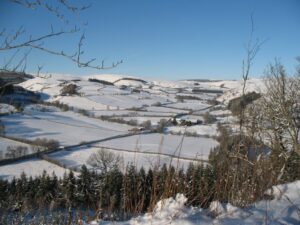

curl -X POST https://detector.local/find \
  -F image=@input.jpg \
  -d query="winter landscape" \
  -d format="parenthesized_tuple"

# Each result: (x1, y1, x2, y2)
(0, 0, 300, 224)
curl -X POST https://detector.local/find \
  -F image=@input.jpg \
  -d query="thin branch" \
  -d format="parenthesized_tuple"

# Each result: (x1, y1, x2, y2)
(2, 49, 20, 70)
(240, 14, 268, 133)
(2, 0, 122, 72)
(229, 153, 254, 166)
(12, 49, 31, 72)
(0, 27, 79, 51)
(25, 42, 123, 70)
(10, 0, 91, 24)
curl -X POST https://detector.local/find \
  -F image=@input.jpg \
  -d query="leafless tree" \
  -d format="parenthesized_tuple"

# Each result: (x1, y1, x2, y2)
(246, 60, 300, 157)
(229, 15, 266, 166)
(239, 14, 267, 132)
(87, 148, 122, 174)
(226, 15, 267, 204)
(5, 145, 28, 158)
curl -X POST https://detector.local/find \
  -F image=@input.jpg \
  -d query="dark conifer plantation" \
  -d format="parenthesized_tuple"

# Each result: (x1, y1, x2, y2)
(0, 147, 299, 224)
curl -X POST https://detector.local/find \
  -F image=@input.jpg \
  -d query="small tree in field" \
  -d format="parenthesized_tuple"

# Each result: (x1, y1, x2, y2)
(87, 148, 122, 174)
(60, 83, 79, 96)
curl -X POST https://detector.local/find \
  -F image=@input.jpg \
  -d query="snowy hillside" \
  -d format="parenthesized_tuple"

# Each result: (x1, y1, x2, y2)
(0, 73, 299, 225)
(0, 73, 264, 179)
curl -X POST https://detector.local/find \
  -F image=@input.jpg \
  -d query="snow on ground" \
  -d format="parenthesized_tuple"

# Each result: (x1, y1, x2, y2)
(0, 137, 31, 150)
(145, 106, 189, 114)
(167, 101, 211, 111)
(0, 137, 33, 158)
(114, 79, 148, 88)
(152, 79, 190, 89)
(93, 133, 218, 160)
(84, 93, 169, 110)
(47, 133, 217, 171)
(58, 96, 112, 110)
(217, 78, 265, 103)
(0, 158, 73, 181)
(88, 74, 129, 83)
(177, 92, 217, 100)
(1, 74, 266, 183)
(1, 105, 132, 146)
(19, 74, 263, 107)
(88, 180, 300, 225)
(217, 115, 238, 124)
(88, 74, 151, 89)
(49, 145, 206, 172)
(209, 109, 232, 116)
(0, 103, 16, 114)
(19, 74, 78, 99)
(91, 110, 176, 117)
(114, 116, 168, 126)
(177, 114, 204, 122)
(167, 124, 218, 137)
(198, 79, 240, 90)
(19, 74, 178, 111)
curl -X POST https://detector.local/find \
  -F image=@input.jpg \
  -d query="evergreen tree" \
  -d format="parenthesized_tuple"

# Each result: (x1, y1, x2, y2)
(157, 164, 168, 197)
(144, 168, 153, 212)
(185, 163, 195, 205)
(0, 179, 8, 208)
(283, 151, 300, 182)
(108, 165, 123, 213)
(63, 171, 77, 208)
(136, 167, 147, 213)
(176, 167, 186, 195)
(123, 163, 138, 215)
(25, 176, 36, 208)
(77, 165, 94, 208)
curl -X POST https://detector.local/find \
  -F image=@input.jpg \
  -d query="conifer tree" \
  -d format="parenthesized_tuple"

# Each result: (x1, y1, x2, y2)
(144, 168, 153, 211)
(77, 165, 93, 208)
(136, 167, 147, 213)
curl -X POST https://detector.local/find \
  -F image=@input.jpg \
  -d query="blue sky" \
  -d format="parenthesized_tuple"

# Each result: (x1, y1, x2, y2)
(0, 0, 299, 80)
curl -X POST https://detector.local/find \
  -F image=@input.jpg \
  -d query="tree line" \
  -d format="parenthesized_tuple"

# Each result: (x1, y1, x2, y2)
(0, 162, 214, 222)
(1, 135, 299, 224)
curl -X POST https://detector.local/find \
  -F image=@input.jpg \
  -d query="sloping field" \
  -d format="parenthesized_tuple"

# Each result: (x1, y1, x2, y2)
(95, 133, 218, 160)
(1, 106, 132, 146)
(0, 158, 73, 181)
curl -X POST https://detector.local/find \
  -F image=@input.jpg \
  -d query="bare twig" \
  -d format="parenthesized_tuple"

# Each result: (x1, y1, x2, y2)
(10, 0, 91, 24)
(2, 0, 122, 72)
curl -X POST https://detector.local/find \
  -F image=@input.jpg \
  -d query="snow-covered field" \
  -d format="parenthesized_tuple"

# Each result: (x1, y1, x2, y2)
(0, 137, 31, 150)
(145, 106, 189, 114)
(113, 116, 168, 125)
(47, 133, 217, 171)
(0, 137, 33, 158)
(0, 73, 264, 180)
(0, 103, 16, 114)
(49, 145, 207, 172)
(1, 73, 299, 224)
(1, 105, 132, 146)
(217, 78, 265, 103)
(167, 124, 218, 137)
(93, 133, 218, 160)
(167, 101, 211, 111)
(0, 158, 73, 181)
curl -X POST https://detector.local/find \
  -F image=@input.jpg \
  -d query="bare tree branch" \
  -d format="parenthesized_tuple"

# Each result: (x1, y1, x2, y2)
(0, 27, 79, 51)
(1, 0, 122, 72)
(240, 14, 268, 133)
(10, 0, 91, 24)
